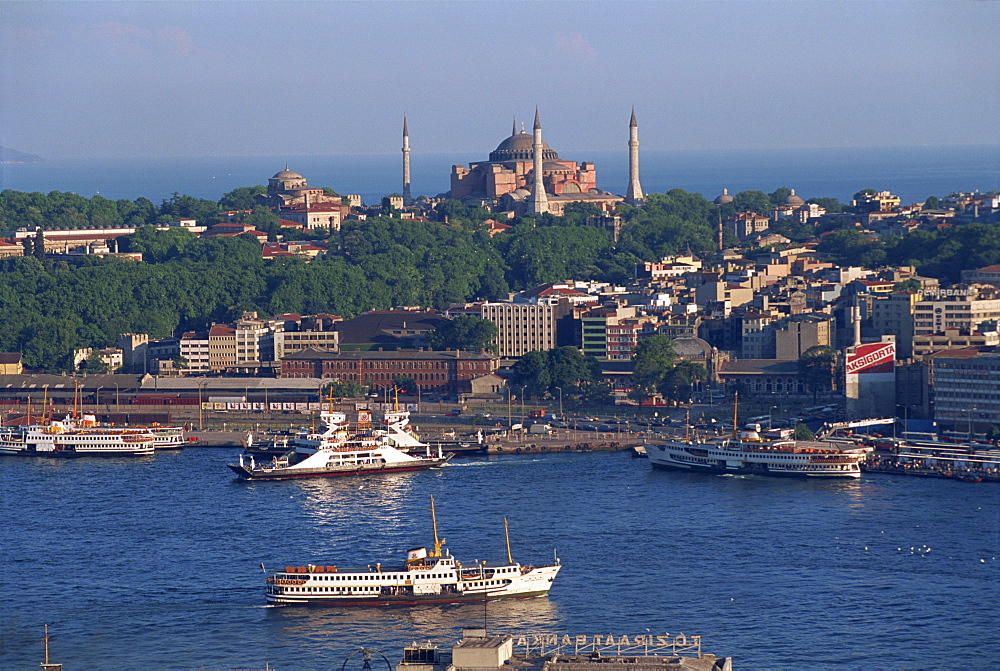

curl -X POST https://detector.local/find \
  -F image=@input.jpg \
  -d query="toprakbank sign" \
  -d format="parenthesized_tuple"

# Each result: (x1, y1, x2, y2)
(846, 342, 895, 375)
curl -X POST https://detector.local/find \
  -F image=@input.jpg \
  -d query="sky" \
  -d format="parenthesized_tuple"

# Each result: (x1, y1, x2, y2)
(1, 1, 997, 160)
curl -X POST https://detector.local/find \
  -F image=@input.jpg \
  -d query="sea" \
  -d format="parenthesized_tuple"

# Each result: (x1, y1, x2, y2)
(1, 447, 998, 670)
(1, 145, 999, 209)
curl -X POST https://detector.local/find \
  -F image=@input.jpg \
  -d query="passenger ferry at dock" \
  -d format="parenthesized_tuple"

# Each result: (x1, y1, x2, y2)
(646, 431, 869, 478)
(646, 396, 870, 479)
(0, 414, 157, 456)
(263, 496, 561, 606)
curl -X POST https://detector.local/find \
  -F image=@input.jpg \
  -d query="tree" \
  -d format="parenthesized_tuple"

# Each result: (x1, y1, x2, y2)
(392, 375, 417, 394)
(769, 187, 792, 206)
(732, 190, 773, 216)
(509, 350, 551, 399)
(631, 335, 677, 399)
(923, 196, 940, 210)
(659, 360, 708, 405)
(326, 380, 364, 399)
(32, 230, 45, 259)
(78, 350, 110, 374)
(426, 316, 499, 352)
(798, 345, 837, 402)
(793, 423, 815, 441)
(218, 186, 266, 211)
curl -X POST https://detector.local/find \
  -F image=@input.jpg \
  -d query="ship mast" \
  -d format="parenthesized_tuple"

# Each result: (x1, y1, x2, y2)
(429, 495, 445, 557)
(504, 517, 513, 564)
(731, 391, 740, 439)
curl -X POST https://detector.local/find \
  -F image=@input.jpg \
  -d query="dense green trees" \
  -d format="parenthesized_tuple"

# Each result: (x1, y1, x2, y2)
(426, 315, 498, 352)
(508, 346, 603, 400)
(798, 346, 838, 401)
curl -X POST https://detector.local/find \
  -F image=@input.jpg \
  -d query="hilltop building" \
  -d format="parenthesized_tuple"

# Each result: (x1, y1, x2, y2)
(257, 166, 351, 231)
(445, 110, 626, 215)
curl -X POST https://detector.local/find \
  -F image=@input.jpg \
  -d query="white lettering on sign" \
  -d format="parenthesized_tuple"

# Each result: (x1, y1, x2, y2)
(846, 345, 894, 374)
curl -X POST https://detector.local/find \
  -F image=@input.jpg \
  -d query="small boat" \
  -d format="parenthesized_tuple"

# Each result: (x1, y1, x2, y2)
(228, 409, 451, 480)
(262, 495, 561, 605)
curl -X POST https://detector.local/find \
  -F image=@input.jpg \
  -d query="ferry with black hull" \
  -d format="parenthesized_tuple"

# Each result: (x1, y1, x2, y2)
(645, 401, 869, 479)
(646, 433, 868, 478)
(229, 409, 451, 480)
(263, 496, 561, 606)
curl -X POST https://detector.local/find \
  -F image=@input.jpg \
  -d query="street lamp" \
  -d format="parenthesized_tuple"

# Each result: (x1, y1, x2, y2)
(114, 384, 120, 412)
(768, 405, 777, 430)
(556, 387, 564, 420)
(198, 381, 205, 431)
(506, 386, 513, 431)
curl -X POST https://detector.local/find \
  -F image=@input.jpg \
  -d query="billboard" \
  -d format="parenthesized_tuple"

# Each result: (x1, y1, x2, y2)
(846, 342, 895, 375)
(845, 340, 896, 419)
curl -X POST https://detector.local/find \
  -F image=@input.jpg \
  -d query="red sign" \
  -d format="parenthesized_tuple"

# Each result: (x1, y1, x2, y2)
(846, 342, 895, 375)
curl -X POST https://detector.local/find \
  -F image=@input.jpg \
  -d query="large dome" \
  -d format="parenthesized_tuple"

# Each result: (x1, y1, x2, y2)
(489, 131, 559, 162)
(785, 189, 804, 206)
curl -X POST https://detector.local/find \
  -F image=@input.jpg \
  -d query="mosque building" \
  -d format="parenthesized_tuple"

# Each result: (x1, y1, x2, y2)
(439, 109, 640, 216)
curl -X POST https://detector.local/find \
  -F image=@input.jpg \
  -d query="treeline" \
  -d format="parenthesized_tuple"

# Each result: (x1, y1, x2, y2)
(2, 186, 997, 371)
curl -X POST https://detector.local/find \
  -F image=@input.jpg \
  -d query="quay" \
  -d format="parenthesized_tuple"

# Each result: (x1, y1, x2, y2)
(861, 440, 1000, 482)
(396, 628, 731, 671)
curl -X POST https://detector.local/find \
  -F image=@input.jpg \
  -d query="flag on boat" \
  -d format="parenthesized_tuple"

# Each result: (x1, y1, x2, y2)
(407, 547, 428, 561)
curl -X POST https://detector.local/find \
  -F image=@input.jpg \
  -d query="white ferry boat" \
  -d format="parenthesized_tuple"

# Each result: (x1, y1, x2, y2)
(263, 496, 561, 606)
(0, 414, 157, 456)
(228, 409, 451, 480)
(646, 424, 869, 478)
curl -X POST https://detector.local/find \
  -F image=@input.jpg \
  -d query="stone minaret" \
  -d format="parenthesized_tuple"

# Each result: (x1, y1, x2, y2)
(529, 107, 549, 214)
(626, 107, 644, 205)
(402, 115, 412, 206)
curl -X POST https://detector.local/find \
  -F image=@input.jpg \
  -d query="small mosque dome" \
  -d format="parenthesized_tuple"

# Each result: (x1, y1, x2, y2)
(785, 189, 804, 206)
(510, 188, 531, 200)
(273, 167, 304, 180)
(714, 188, 734, 205)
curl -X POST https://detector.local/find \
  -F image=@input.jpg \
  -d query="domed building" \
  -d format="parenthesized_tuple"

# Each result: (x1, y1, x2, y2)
(785, 189, 804, 206)
(257, 166, 350, 231)
(259, 165, 340, 209)
(448, 114, 622, 215)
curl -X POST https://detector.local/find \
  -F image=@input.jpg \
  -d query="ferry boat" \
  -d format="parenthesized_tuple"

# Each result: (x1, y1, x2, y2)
(0, 414, 157, 456)
(228, 409, 452, 480)
(263, 496, 561, 606)
(646, 417, 869, 478)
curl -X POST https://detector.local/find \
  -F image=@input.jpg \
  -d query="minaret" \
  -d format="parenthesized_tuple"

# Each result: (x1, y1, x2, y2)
(626, 107, 644, 205)
(402, 115, 412, 206)
(529, 107, 549, 214)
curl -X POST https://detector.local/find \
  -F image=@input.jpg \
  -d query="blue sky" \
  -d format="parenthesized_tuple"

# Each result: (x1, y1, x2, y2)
(1, 1, 997, 159)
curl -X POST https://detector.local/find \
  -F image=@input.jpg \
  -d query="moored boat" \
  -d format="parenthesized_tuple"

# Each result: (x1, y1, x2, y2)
(262, 496, 561, 606)
(646, 432, 869, 478)
(0, 415, 157, 456)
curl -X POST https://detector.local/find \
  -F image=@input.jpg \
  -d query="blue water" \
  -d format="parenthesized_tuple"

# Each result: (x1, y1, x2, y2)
(2, 448, 998, 670)
(2, 146, 998, 210)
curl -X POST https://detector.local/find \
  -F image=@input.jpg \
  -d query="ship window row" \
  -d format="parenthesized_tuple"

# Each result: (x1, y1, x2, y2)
(289, 573, 451, 581)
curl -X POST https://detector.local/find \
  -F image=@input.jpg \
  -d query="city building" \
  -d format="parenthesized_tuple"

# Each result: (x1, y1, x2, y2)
(931, 349, 1000, 433)
(279, 347, 498, 395)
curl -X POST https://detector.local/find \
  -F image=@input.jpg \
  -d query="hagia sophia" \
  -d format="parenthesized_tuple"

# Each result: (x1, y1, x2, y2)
(431, 108, 644, 216)
(263, 108, 645, 221)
